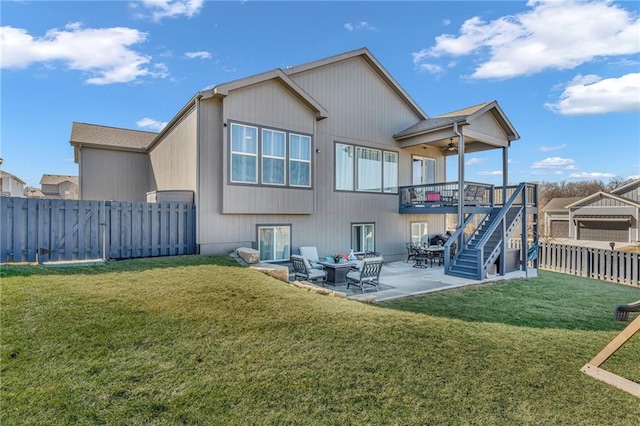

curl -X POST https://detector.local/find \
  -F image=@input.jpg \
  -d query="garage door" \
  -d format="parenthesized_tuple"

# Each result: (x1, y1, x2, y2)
(577, 221, 629, 242)
(550, 221, 569, 238)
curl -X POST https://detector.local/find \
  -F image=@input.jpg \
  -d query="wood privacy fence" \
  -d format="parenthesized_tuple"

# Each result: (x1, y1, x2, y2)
(509, 239, 639, 287)
(1, 197, 196, 263)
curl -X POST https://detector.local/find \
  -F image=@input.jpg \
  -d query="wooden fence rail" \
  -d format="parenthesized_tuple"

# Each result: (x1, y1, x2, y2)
(1, 197, 196, 263)
(509, 239, 639, 287)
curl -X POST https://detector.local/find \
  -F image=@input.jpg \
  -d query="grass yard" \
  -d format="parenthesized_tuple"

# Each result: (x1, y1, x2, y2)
(2, 257, 639, 424)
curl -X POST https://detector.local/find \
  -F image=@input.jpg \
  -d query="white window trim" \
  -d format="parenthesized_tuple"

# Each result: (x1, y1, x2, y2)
(230, 123, 259, 184)
(289, 133, 312, 188)
(335, 142, 398, 194)
(258, 225, 291, 262)
(352, 222, 375, 252)
(261, 129, 287, 186)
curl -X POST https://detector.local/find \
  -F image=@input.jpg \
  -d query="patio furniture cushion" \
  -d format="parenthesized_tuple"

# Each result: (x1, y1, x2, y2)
(299, 246, 324, 269)
(291, 255, 327, 285)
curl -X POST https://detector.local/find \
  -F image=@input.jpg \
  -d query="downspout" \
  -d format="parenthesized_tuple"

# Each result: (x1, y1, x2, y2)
(502, 145, 508, 205)
(195, 93, 202, 254)
(454, 122, 464, 228)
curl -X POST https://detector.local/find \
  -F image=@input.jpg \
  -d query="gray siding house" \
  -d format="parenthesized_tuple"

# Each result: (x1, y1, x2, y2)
(70, 48, 538, 279)
(544, 179, 640, 243)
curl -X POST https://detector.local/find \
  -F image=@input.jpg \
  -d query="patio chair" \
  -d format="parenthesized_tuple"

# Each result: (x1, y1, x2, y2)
(346, 257, 383, 293)
(299, 246, 324, 269)
(406, 242, 419, 263)
(290, 255, 327, 285)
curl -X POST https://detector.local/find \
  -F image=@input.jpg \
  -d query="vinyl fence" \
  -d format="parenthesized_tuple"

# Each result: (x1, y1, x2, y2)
(1, 197, 196, 263)
(509, 239, 639, 287)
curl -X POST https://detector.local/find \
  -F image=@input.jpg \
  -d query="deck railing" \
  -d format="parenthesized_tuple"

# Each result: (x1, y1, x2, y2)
(399, 181, 538, 212)
(399, 181, 494, 209)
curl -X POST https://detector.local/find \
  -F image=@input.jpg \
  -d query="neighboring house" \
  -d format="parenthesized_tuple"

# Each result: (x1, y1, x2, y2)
(25, 187, 45, 198)
(544, 179, 640, 243)
(542, 197, 583, 238)
(0, 171, 26, 197)
(70, 47, 537, 279)
(39, 174, 79, 199)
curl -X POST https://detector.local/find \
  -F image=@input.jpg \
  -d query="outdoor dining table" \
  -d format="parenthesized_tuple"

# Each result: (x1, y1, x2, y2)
(413, 245, 444, 268)
(319, 260, 359, 285)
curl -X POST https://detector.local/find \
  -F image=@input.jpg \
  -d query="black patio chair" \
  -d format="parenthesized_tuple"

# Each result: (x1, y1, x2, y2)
(346, 257, 383, 293)
(290, 255, 327, 286)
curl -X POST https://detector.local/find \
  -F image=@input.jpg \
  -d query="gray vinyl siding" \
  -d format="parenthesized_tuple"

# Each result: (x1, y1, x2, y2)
(572, 205, 636, 215)
(289, 57, 419, 140)
(221, 80, 316, 214)
(196, 55, 449, 260)
(465, 113, 509, 147)
(197, 98, 223, 251)
(148, 107, 197, 192)
(80, 147, 149, 202)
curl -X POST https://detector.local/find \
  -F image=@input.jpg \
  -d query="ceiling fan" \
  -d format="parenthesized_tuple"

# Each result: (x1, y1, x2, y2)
(442, 138, 457, 154)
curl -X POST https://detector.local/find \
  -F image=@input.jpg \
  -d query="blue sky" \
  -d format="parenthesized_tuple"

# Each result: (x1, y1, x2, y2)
(1, 0, 639, 188)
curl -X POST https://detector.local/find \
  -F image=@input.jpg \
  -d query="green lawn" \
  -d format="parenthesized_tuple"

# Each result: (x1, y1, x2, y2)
(2, 257, 639, 424)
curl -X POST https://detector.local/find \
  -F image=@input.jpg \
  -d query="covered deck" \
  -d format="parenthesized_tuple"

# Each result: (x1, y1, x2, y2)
(398, 181, 538, 214)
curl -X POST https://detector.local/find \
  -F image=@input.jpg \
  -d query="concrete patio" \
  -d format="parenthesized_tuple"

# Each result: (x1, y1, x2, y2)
(305, 260, 537, 302)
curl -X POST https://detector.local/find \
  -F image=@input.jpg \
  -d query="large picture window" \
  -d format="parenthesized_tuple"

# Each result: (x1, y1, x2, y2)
(352, 223, 375, 252)
(289, 134, 311, 187)
(335, 142, 397, 193)
(229, 122, 312, 188)
(231, 124, 258, 183)
(258, 225, 291, 262)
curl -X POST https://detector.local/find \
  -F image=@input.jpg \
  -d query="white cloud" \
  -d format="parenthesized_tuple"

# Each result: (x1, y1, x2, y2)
(531, 157, 576, 169)
(413, 0, 640, 79)
(538, 144, 567, 152)
(568, 172, 615, 179)
(137, 117, 167, 131)
(478, 170, 503, 176)
(344, 21, 376, 31)
(442, 19, 451, 26)
(466, 157, 486, 166)
(0, 23, 165, 84)
(139, 0, 204, 22)
(185, 51, 211, 59)
(531, 170, 565, 176)
(417, 62, 444, 75)
(545, 73, 640, 114)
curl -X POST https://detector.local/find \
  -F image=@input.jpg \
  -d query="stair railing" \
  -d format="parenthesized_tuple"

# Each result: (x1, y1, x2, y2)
(473, 182, 527, 278)
(443, 213, 476, 271)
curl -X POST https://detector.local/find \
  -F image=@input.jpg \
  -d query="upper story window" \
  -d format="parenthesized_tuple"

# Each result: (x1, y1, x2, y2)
(231, 124, 258, 184)
(230, 122, 312, 188)
(335, 142, 398, 193)
(262, 129, 286, 185)
(289, 134, 311, 187)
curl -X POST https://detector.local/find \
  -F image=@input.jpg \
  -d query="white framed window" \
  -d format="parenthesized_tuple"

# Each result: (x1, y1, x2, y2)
(258, 225, 291, 262)
(411, 222, 429, 246)
(289, 134, 311, 187)
(383, 151, 398, 193)
(335, 142, 397, 194)
(352, 223, 375, 252)
(262, 129, 286, 185)
(412, 156, 436, 185)
(229, 122, 312, 188)
(231, 123, 258, 183)
(335, 143, 354, 191)
(356, 147, 382, 192)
